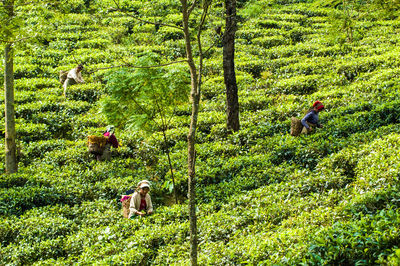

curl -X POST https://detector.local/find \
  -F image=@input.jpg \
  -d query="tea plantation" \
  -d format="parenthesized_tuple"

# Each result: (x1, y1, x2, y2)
(1, 0, 400, 264)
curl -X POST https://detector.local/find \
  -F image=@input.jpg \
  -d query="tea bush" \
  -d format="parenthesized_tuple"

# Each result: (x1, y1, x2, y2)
(252, 35, 288, 48)
(13, 64, 53, 79)
(353, 134, 400, 193)
(1, 0, 400, 264)
(19, 139, 68, 164)
(0, 185, 64, 216)
(15, 121, 51, 143)
(65, 83, 104, 102)
(306, 209, 400, 265)
(272, 74, 323, 95)
(16, 100, 91, 120)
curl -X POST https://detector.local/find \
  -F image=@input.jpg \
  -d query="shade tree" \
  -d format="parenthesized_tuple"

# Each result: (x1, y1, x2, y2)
(101, 53, 189, 204)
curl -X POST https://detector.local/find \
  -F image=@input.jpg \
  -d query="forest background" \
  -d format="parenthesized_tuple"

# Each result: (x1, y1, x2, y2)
(1, 0, 400, 264)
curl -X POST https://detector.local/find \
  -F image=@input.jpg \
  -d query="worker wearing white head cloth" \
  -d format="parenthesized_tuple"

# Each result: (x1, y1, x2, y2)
(128, 180, 153, 218)
(63, 64, 85, 96)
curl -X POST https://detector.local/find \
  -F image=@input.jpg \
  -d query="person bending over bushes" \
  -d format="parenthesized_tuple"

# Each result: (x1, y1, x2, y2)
(62, 64, 85, 96)
(87, 126, 119, 161)
(129, 180, 153, 218)
(101, 125, 119, 160)
(301, 101, 324, 134)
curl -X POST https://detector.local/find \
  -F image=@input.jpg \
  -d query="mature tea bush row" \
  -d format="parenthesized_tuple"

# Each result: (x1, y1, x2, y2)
(1, 0, 400, 264)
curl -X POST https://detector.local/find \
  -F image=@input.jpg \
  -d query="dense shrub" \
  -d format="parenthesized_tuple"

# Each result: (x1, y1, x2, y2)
(326, 100, 400, 138)
(252, 35, 288, 48)
(272, 74, 322, 95)
(306, 209, 400, 265)
(16, 100, 91, 120)
(19, 139, 68, 164)
(236, 59, 266, 78)
(2, 0, 400, 264)
(202, 76, 225, 100)
(0, 186, 63, 216)
(14, 64, 53, 79)
(15, 78, 60, 91)
(15, 121, 51, 143)
(65, 83, 104, 102)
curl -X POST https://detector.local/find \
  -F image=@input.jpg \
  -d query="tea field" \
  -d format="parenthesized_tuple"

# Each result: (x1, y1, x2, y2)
(0, 0, 400, 264)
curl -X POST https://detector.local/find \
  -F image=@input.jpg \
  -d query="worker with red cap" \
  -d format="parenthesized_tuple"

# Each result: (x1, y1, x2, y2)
(301, 101, 324, 133)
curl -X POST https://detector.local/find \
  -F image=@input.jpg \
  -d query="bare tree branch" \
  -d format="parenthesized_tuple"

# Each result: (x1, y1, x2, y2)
(0, 36, 31, 44)
(72, 54, 80, 65)
(188, 0, 199, 16)
(87, 60, 188, 74)
(0, 0, 37, 8)
(111, 0, 183, 31)
(196, 0, 211, 96)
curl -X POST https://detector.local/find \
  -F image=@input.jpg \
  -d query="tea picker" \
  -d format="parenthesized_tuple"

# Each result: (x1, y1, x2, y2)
(120, 180, 153, 219)
(87, 125, 119, 161)
(60, 64, 85, 97)
(301, 101, 324, 134)
(101, 125, 119, 160)
(290, 101, 324, 136)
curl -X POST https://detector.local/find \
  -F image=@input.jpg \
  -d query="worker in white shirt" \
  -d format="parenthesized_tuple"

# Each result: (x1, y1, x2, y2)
(63, 64, 85, 96)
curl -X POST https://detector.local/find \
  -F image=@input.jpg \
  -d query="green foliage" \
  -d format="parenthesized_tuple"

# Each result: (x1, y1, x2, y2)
(240, 0, 268, 18)
(272, 74, 325, 95)
(306, 209, 400, 265)
(2, 0, 400, 264)
(14, 78, 59, 91)
(13, 63, 53, 79)
(15, 121, 51, 142)
(0, 1, 23, 42)
(101, 53, 189, 131)
(65, 83, 104, 102)
(0, 185, 63, 216)
(19, 140, 68, 164)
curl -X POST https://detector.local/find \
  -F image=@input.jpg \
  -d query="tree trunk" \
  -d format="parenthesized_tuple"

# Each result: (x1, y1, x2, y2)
(223, 0, 239, 132)
(181, 0, 199, 265)
(162, 129, 178, 204)
(4, 0, 17, 174)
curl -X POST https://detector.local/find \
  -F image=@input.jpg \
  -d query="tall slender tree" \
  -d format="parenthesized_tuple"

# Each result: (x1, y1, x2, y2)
(223, 0, 239, 132)
(1, 1, 51, 173)
(1, 0, 17, 173)
(111, 1, 211, 263)
(180, 1, 211, 263)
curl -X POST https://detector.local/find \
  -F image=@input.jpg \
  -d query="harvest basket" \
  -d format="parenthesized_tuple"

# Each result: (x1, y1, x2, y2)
(121, 195, 132, 218)
(87, 135, 108, 153)
(290, 117, 303, 136)
(59, 70, 68, 84)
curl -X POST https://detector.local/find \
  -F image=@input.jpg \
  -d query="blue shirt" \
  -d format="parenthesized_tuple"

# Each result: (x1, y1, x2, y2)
(301, 110, 320, 129)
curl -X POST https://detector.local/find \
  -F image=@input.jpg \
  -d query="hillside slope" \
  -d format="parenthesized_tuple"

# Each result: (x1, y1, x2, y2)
(0, 0, 400, 264)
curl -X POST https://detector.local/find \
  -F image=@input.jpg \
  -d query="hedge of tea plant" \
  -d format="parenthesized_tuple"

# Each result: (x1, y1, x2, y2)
(0, 0, 400, 264)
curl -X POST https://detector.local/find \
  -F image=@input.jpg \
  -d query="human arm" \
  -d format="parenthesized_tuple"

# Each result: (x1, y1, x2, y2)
(128, 193, 143, 217)
(146, 194, 153, 214)
(301, 112, 312, 129)
(316, 114, 323, 128)
(76, 71, 85, 83)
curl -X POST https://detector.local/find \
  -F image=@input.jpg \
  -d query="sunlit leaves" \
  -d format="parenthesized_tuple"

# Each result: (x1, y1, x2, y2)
(101, 53, 189, 132)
